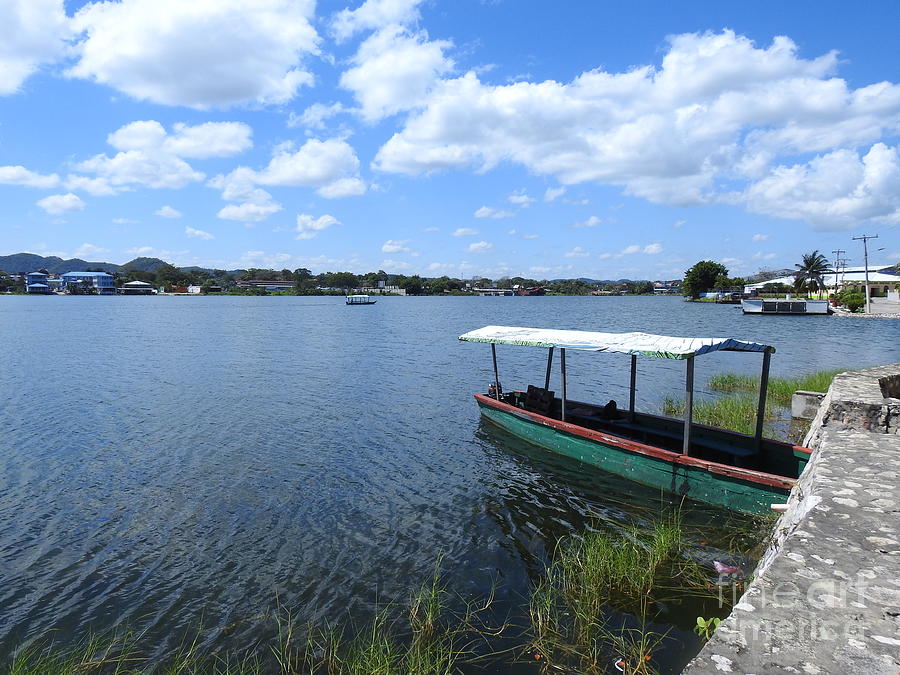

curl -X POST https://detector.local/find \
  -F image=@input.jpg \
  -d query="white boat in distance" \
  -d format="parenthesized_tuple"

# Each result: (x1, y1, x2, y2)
(346, 294, 377, 305)
(741, 298, 830, 315)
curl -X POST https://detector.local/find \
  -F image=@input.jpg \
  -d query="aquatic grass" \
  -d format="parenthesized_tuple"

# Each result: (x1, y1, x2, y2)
(5, 630, 145, 675)
(707, 373, 758, 392)
(662, 394, 765, 436)
(708, 370, 842, 406)
(527, 512, 722, 675)
(666, 369, 844, 440)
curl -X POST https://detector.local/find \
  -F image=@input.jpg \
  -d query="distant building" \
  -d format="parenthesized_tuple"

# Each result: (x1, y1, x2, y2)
(25, 271, 52, 294)
(356, 285, 407, 295)
(236, 280, 294, 291)
(121, 280, 155, 295)
(744, 265, 900, 299)
(61, 271, 116, 295)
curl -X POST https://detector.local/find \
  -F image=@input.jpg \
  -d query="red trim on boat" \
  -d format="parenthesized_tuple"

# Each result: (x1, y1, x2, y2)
(474, 393, 807, 490)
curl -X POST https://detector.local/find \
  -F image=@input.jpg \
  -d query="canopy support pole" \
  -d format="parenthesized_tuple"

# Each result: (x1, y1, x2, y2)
(683, 356, 694, 455)
(629, 355, 637, 422)
(544, 347, 554, 391)
(491, 343, 501, 400)
(560, 348, 567, 422)
(754, 350, 771, 452)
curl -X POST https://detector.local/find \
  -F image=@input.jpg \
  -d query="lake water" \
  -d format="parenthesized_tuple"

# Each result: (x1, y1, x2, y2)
(1, 295, 898, 671)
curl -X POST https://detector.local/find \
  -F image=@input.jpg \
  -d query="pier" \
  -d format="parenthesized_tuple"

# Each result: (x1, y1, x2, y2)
(685, 363, 900, 674)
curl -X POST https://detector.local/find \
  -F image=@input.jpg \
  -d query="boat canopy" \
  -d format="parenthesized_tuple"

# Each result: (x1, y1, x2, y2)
(458, 325, 774, 360)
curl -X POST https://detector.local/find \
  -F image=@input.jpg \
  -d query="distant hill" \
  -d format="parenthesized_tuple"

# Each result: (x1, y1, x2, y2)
(0, 253, 119, 274)
(120, 257, 168, 272)
(1, 252, 247, 278)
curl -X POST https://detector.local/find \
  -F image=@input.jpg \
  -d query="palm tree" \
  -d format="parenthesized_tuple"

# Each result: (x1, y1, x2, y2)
(793, 250, 832, 297)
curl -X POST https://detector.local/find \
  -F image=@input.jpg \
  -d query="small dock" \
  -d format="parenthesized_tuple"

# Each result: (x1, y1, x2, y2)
(685, 363, 900, 674)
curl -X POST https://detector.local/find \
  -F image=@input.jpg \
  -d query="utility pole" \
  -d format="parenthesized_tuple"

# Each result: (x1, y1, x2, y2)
(852, 234, 878, 314)
(830, 249, 845, 293)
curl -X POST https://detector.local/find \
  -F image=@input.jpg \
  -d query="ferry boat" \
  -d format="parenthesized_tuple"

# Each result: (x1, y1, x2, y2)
(458, 325, 811, 514)
(741, 298, 830, 315)
(346, 294, 377, 305)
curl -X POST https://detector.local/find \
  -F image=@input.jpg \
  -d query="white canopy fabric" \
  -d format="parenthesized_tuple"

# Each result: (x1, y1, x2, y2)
(458, 325, 774, 360)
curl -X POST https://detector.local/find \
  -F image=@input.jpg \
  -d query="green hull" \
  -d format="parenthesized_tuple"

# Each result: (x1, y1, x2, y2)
(479, 401, 792, 514)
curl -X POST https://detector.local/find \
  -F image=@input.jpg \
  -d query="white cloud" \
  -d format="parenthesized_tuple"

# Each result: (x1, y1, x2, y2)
(64, 174, 120, 196)
(373, 30, 900, 228)
(37, 193, 85, 214)
(340, 25, 453, 122)
(468, 241, 493, 253)
(565, 246, 589, 258)
(544, 186, 565, 202)
(112, 217, 137, 224)
(218, 201, 282, 222)
(163, 122, 252, 158)
(742, 143, 900, 230)
(106, 120, 252, 158)
(317, 177, 367, 198)
(209, 168, 284, 222)
(0, 165, 60, 188)
(68, 0, 319, 108)
(423, 226, 439, 232)
(78, 150, 203, 190)
(381, 239, 411, 253)
(753, 251, 778, 260)
(522, 233, 539, 240)
(288, 102, 346, 130)
(331, 0, 423, 42)
(600, 242, 663, 259)
(0, 0, 70, 95)
(474, 206, 513, 219)
(752, 233, 769, 242)
(508, 190, 535, 207)
(296, 213, 340, 239)
(453, 228, 479, 236)
(73, 243, 107, 258)
(74, 120, 251, 191)
(155, 205, 182, 219)
(252, 138, 366, 198)
(673, 219, 686, 228)
(185, 226, 214, 240)
(573, 216, 603, 228)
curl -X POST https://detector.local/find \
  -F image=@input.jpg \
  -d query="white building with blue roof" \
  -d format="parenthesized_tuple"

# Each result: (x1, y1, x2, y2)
(61, 271, 116, 295)
(25, 271, 52, 294)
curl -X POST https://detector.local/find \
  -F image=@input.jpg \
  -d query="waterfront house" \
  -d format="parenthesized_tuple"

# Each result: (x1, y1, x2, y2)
(61, 271, 116, 295)
(120, 280, 155, 295)
(25, 271, 52, 294)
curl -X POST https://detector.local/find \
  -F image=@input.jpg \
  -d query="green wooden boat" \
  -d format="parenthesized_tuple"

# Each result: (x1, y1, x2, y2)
(459, 325, 812, 514)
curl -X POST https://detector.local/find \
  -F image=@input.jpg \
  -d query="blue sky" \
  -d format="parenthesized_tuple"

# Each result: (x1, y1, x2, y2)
(2, 0, 899, 279)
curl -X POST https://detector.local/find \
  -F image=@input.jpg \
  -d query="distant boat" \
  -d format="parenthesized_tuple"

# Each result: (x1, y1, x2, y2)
(741, 299, 830, 315)
(346, 294, 377, 305)
(458, 325, 812, 514)
(513, 285, 546, 296)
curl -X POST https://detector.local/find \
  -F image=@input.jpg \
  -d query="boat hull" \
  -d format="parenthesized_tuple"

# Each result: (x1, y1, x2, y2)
(476, 396, 797, 514)
(741, 299, 829, 315)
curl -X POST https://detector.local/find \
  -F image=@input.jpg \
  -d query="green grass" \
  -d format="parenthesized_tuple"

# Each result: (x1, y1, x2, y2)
(527, 513, 721, 675)
(662, 394, 764, 436)
(666, 369, 842, 439)
(708, 370, 842, 406)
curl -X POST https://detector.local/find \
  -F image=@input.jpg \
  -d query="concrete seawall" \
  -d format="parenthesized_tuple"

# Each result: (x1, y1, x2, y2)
(684, 363, 900, 674)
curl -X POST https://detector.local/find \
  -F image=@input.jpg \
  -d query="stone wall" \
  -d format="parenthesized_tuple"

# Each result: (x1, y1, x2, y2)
(683, 363, 900, 674)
